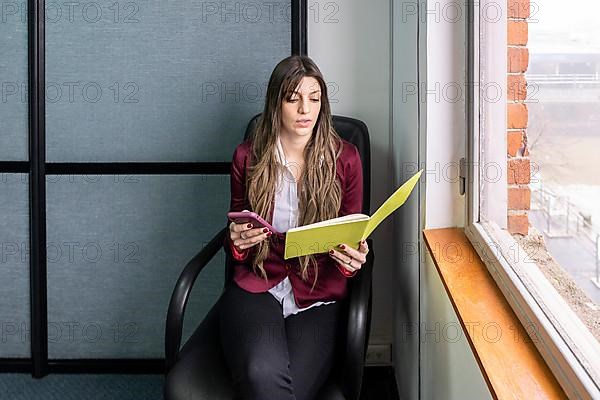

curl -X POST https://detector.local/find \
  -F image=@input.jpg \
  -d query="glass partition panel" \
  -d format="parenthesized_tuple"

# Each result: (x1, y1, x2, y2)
(0, 4, 28, 160)
(45, 0, 291, 162)
(0, 174, 30, 357)
(46, 175, 228, 358)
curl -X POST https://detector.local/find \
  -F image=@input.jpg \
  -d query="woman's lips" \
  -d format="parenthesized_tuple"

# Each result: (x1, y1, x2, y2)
(296, 119, 311, 127)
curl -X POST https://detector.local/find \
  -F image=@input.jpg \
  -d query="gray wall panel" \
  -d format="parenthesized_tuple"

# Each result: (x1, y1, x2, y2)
(46, 175, 228, 358)
(45, 0, 290, 162)
(0, 6, 28, 161)
(0, 174, 30, 357)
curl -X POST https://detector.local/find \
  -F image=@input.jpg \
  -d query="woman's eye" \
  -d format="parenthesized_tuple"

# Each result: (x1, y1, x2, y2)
(311, 98, 320, 102)
(288, 99, 299, 103)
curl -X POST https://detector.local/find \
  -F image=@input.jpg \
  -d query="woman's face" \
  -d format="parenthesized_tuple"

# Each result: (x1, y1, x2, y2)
(280, 76, 322, 140)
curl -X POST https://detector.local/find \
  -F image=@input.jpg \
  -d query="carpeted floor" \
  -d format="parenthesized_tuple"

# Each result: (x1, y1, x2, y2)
(0, 366, 399, 400)
(0, 374, 165, 400)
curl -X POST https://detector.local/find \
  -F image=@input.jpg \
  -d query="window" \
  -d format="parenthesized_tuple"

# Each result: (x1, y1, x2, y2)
(464, 0, 600, 398)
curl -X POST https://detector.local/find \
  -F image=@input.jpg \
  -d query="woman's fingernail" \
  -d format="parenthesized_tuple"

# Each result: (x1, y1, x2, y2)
(361, 240, 365, 245)
(329, 249, 334, 255)
(262, 228, 269, 233)
(247, 223, 253, 228)
(339, 244, 346, 250)
(266, 232, 272, 237)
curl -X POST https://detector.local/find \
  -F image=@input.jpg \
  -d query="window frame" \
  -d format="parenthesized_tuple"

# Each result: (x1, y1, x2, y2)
(463, 1, 600, 398)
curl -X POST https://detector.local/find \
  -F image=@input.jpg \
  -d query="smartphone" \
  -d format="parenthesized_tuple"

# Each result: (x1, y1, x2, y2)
(227, 211, 279, 234)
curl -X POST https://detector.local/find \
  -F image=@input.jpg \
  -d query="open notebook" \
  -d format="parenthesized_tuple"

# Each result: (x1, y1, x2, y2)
(284, 169, 423, 259)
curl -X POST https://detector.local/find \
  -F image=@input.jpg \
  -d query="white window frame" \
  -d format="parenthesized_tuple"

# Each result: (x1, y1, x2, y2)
(463, 1, 600, 398)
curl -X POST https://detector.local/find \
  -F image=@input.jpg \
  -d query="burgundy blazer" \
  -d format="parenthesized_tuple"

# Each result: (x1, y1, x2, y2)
(223, 138, 364, 308)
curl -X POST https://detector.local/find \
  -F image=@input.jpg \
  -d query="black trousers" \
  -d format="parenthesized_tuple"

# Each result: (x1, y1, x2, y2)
(219, 281, 343, 400)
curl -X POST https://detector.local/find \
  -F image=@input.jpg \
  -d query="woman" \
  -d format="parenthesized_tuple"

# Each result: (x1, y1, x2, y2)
(220, 55, 369, 400)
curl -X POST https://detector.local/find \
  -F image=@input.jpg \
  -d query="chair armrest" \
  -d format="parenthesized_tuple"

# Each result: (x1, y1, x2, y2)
(342, 238, 374, 400)
(164, 227, 228, 373)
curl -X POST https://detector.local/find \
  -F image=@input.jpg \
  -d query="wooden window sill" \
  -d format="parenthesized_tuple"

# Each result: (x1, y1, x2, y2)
(422, 227, 566, 399)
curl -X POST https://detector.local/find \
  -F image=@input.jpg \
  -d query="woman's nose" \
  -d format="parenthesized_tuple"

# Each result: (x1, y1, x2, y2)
(299, 100, 310, 114)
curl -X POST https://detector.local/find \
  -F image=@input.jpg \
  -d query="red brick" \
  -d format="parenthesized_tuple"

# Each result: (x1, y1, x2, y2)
(507, 74, 527, 101)
(508, 186, 531, 210)
(507, 158, 530, 184)
(508, 213, 529, 235)
(507, 130, 524, 157)
(508, 47, 529, 73)
(506, 0, 530, 234)
(522, 138, 529, 157)
(508, 103, 528, 129)
(508, 20, 528, 46)
(508, 0, 530, 19)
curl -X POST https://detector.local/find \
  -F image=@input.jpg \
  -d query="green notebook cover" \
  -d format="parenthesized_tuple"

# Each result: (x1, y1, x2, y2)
(284, 169, 423, 259)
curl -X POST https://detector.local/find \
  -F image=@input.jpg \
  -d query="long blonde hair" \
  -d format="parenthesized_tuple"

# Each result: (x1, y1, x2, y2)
(247, 55, 343, 291)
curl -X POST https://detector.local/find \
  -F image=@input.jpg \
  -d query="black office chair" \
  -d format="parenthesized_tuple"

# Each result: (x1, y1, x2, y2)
(164, 114, 374, 400)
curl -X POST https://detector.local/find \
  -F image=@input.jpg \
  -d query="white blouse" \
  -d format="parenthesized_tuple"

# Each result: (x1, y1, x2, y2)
(268, 136, 335, 318)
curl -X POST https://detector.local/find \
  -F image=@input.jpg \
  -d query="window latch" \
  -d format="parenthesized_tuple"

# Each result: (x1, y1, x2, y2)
(459, 157, 466, 196)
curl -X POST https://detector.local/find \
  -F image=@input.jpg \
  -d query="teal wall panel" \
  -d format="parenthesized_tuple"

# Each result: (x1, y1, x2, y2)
(46, 175, 229, 358)
(0, 5, 28, 160)
(45, 0, 291, 162)
(0, 174, 30, 357)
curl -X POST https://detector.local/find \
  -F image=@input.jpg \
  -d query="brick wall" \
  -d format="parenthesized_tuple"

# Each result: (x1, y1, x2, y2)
(507, 0, 530, 235)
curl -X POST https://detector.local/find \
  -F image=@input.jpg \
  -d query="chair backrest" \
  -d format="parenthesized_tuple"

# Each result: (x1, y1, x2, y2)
(243, 113, 371, 213)
(224, 114, 371, 285)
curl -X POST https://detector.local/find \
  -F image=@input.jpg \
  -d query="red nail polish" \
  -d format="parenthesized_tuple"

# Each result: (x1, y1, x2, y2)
(339, 244, 346, 250)
(329, 250, 334, 255)
(266, 232, 272, 237)
(247, 223, 253, 228)
(263, 228, 269, 233)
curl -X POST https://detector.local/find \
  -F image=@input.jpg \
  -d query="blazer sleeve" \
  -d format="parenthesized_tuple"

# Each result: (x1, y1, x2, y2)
(334, 143, 364, 278)
(338, 144, 363, 217)
(223, 144, 251, 261)
(230, 144, 249, 213)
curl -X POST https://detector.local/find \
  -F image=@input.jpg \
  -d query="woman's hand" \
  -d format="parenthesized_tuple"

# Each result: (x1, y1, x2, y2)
(229, 210, 272, 251)
(328, 240, 369, 274)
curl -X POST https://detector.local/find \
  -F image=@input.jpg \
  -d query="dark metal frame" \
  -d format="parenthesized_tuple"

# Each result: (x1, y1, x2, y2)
(0, 0, 307, 377)
(0, 162, 29, 173)
(28, 0, 48, 378)
(291, 0, 308, 55)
